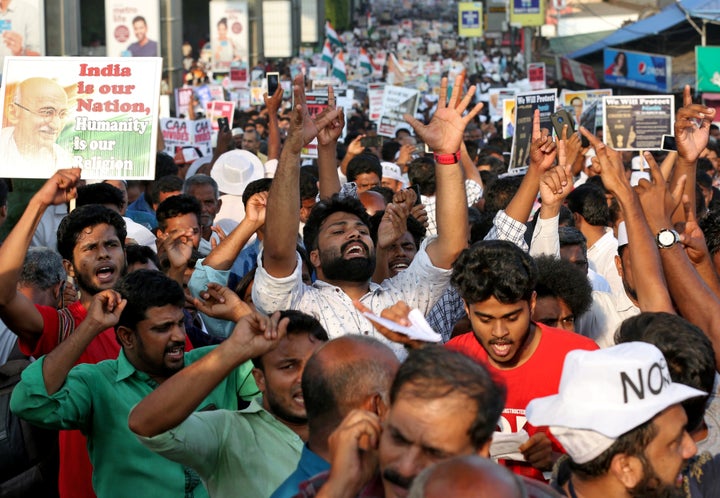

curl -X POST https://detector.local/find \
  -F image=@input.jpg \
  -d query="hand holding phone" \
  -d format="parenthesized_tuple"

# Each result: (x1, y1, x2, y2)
(217, 117, 229, 132)
(267, 72, 279, 95)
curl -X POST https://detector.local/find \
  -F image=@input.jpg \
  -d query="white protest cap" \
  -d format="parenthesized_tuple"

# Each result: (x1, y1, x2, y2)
(210, 150, 264, 196)
(232, 127, 244, 137)
(617, 221, 628, 248)
(526, 342, 705, 442)
(631, 155, 649, 171)
(394, 123, 413, 137)
(548, 426, 617, 464)
(186, 156, 213, 179)
(381, 161, 403, 182)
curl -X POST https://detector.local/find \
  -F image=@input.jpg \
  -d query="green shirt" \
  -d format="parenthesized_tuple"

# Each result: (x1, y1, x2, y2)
(137, 399, 304, 498)
(10, 346, 259, 498)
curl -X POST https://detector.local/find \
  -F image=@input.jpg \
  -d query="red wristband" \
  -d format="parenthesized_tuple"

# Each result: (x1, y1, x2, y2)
(433, 151, 461, 165)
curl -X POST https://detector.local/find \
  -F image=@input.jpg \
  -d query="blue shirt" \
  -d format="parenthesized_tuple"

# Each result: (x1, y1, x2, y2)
(271, 444, 329, 498)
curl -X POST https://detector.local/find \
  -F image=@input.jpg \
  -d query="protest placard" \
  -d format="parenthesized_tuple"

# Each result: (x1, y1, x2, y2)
(528, 63, 546, 90)
(105, 0, 161, 57)
(301, 89, 353, 158)
(368, 83, 385, 122)
(205, 100, 235, 132)
(160, 118, 212, 158)
(488, 88, 517, 121)
(0, 56, 161, 180)
(377, 85, 419, 138)
(175, 87, 194, 118)
(503, 99, 515, 139)
(510, 89, 556, 170)
(558, 89, 612, 130)
(602, 95, 674, 150)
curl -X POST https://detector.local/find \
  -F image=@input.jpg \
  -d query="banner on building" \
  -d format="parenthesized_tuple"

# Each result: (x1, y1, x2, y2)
(603, 48, 671, 93)
(105, 0, 161, 57)
(209, 1, 250, 73)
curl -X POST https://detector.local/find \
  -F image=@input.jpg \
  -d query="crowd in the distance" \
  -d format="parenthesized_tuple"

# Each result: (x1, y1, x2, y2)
(3, 66, 720, 498)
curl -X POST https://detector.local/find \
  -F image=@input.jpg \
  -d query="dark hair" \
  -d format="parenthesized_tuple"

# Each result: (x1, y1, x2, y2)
(346, 154, 382, 183)
(452, 240, 537, 304)
(217, 17, 228, 28)
(0, 178, 8, 207)
(115, 270, 185, 331)
(242, 178, 273, 208)
(566, 184, 610, 227)
(533, 255, 593, 318)
(700, 210, 720, 256)
(155, 194, 201, 232)
(251, 310, 328, 370)
(131, 15, 147, 25)
(302, 336, 396, 434)
(369, 185, 394, 205)
(697, 158, 714, 176)
(483, 176, 522, 215)
(558, 205, 575, 227)
(568, 418, 656, 478)
(477, 154, 507, 176)
(391, 346, 506, 449)
(76, 183, 125, 211)
(615, 312, 715, 432)
(381, 141, 401, 162)
(57, 205, 127, 261)
(464, 140, 479, 162)
(126, 244, 160, 269)
(407, 156, 436, 196)
(303, 195, 371, 252)
(183, 174, 219, 199)
(155, 153, 178, 180)
(300, 170, 319, 201)
(151, 175, 184, 206)
(558, 226, 587, 254)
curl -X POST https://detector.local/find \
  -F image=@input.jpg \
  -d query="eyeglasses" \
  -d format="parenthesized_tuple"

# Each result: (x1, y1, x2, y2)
(13, 101, 69, 121)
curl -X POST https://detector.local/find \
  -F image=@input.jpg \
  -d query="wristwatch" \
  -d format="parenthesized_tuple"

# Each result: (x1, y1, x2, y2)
(655, 228, 680, 249)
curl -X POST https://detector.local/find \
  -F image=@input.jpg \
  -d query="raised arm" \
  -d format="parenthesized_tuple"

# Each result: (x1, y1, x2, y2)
(405, 75, 483, 269)
(262, 75, 341, 277)
(42, 291, 125, 394)
(316, 87, 345, 200)
(202, 192, 267, 271)
(505, 110, 557, 224)
(0, 169, 81, 343)
(128, 311, 285, 437)
(581, 129, 674, 313)
(669, 86, 715, 225)
(530, 139, 573, 258)
(264, 85, 284, 161)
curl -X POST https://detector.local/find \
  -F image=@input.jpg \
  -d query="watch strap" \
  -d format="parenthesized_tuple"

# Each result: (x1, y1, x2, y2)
(433, 151, 461, 165)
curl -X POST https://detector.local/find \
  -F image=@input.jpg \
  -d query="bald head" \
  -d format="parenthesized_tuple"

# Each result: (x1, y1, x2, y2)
(11, 77, 69, 153)
(409, 455, 525, 498)
(302, 335, 399, 445)
(359, 190, 387, 215)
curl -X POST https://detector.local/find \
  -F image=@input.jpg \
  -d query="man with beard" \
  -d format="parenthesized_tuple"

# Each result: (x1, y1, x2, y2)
(0, 169, 130, 497)
(11, 270, 259, 498)
(526, 342, 704, 498)
(253, 74, 480, 357)
(130, 307, 328, 497)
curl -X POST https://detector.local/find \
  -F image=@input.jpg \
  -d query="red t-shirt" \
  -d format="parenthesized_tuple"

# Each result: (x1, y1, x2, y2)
(446, 322, 598, 481)
(22, 301, 195, 498)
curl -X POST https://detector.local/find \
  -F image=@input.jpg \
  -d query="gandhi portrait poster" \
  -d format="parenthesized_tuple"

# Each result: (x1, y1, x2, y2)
(0, 56, 161, 180)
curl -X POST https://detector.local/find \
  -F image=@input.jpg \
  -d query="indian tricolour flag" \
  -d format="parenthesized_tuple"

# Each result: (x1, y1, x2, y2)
(322, 39, 333, 65)
(332, 52, 347, 82)
(325, 21, 343, 48)
(358, 48, 372, 75)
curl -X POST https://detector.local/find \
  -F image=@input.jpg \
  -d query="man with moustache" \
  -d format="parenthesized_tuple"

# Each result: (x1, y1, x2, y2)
(0, 77, 73, 177)
(0, 169, 129, 497)
(526, 342, 704, 498)
(130, 308, 329, 497)
(11, 270, 258, 498)
(294, 346, 507, 498)
(253, 74, 480, 356)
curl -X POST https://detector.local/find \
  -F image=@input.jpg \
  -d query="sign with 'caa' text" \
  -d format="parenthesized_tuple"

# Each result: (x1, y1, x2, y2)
(0, 56, 161, 180)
